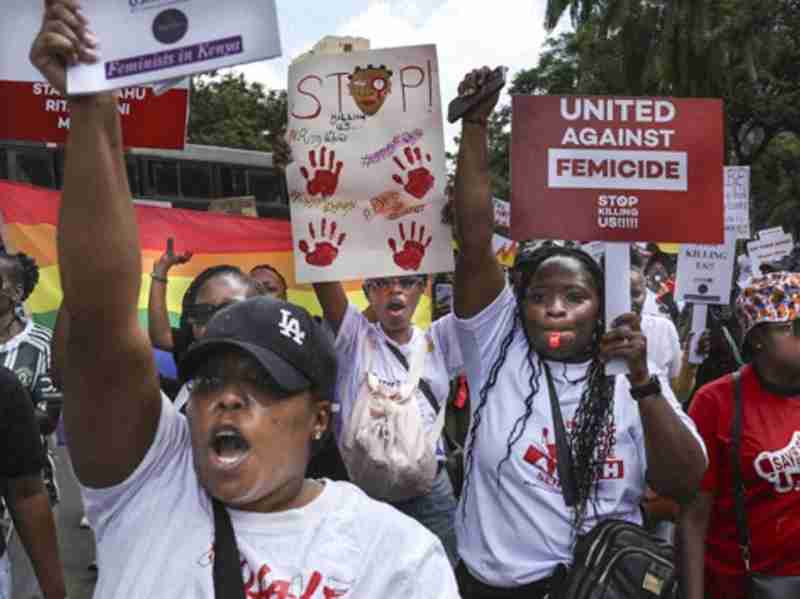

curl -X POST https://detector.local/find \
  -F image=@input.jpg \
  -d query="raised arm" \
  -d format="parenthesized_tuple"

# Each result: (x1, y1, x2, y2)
(312, 282, 348, 335)
(148, 244, 192, 350)
(30, 1, 161, 487)
(452, 68, 506, 319)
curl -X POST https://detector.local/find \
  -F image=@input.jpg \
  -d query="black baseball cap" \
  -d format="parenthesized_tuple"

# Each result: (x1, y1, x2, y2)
(178, 297, 336, 403)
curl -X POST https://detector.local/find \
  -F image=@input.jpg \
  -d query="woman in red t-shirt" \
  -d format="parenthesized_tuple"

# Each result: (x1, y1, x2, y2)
(680, 271, 800, 599)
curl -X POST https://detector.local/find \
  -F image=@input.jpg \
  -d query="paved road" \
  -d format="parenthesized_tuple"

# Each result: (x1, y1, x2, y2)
(9, 446, 96, 599)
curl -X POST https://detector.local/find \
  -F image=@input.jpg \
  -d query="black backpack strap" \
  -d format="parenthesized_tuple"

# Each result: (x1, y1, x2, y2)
(729, 369, 752, 573)
(212, 497, 246, 599)
(385, 341, 439, 414)
(542, 362, 578, 507)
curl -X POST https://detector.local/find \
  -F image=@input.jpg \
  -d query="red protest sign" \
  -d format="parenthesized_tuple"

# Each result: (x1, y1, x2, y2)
(0, 81, 188, 150)
(511, 96, 724, 243)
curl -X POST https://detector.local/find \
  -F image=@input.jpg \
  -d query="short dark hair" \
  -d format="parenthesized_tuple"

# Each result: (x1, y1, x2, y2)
(0, 251, 39, 302)
(250, 264, 287, 291)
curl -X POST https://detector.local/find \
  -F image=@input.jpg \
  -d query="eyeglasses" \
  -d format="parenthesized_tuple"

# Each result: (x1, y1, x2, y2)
(187, 374, 290, 400)
(185, 301, 237, 326)
(364, 276, 425, 291)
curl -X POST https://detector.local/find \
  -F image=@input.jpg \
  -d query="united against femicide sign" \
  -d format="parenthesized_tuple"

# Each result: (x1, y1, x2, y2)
(511, 96, 724, 243)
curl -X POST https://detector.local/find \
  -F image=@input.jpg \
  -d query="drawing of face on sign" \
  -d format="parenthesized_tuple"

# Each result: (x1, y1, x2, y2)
(348, 64, 393, 116)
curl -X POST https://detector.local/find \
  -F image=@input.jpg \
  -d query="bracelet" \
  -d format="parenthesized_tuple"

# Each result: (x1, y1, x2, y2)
(150, 273, 168, 284)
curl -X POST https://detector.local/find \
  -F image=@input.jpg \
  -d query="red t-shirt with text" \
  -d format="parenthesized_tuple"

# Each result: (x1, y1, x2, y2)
(689, 365, 800, 599)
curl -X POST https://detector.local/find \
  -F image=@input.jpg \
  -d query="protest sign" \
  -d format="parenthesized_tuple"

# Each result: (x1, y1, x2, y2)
(493, 197, 510, 228)
(748, 230, 794, 273)
(0, 1, 189, 149)
(63, 0, 281, 94)
(286, 44, 453, 283)
(757, 226, 785, 240)
(492, 234, 517, 268)
(725, 166, 750, 239)
(511, 96, 724, 243)
(675, 236, 737, 305)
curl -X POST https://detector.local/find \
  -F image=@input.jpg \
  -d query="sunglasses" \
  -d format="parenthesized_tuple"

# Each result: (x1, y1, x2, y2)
(364, 276, 425, 291)
(185, 301, 237, 327)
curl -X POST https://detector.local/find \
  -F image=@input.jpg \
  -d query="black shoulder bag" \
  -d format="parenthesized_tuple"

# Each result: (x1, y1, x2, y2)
(212, 498, 246, 599)
(730, 370, 800, 598)
(543, 363, 679, 599)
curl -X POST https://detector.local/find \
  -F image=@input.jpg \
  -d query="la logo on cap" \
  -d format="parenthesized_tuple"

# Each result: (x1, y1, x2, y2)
(279, 309, 306, 346)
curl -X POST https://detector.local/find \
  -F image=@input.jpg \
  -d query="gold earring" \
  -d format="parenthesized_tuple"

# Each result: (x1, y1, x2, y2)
(313, 431, 323, 441)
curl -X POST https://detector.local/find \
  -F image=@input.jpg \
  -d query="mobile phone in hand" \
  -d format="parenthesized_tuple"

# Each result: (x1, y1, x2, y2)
(447, 67, 508, 124)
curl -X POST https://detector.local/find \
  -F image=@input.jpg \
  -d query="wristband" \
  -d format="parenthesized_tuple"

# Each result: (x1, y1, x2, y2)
(150, 273, 168, 284)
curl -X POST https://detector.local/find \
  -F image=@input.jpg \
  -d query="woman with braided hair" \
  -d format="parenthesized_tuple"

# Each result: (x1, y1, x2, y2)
(450, 68, 708, 598)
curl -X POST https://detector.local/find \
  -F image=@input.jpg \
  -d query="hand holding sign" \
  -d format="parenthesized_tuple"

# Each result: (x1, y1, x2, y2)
(29, 1, 99, 96)
(599, 313, 650, 386)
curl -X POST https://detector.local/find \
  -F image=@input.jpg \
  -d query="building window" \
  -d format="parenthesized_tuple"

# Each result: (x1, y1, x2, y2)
(125, 156, 141, 197)
(220, 165, 247, 197)
(0, 149, 8, 181)
(149, 160, 179, 197)
(248, 170, 283, 205)
(16, 148, 55, 188)
(180, 162, 213, 198)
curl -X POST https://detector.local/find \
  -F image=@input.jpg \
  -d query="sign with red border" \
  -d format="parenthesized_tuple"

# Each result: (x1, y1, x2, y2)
(511, 96, 724, 243)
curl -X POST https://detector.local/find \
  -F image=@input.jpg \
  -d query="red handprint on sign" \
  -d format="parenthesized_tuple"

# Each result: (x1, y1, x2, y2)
(392, 146, 435, 200)
(388, 221, 432, 271)
(298, 218, 346, 267)
(300, 146, 343, 198)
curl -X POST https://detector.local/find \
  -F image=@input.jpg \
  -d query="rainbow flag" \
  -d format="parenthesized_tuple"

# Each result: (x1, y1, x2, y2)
(0, 182, 432, 331)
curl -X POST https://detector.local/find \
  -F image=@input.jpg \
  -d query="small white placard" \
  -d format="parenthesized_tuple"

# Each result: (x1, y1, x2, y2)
(66, 0, 282, 94)
(675, 235, 737, 305)
(724, 166, 750, 239)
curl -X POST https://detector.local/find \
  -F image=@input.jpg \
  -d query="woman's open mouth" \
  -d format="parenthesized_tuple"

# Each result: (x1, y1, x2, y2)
(386, 299, 406, 317)
(209, 426, 251, 470)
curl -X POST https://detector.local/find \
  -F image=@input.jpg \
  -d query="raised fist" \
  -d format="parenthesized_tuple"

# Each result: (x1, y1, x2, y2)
(298, 218, 346, 267)
(300, 147, 343, 198)
(392, 146, 435, 200)
(388, 221, 432, 272)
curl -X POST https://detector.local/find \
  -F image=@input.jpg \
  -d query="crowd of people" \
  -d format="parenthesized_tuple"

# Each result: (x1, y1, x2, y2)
(0, 2, 798, 598)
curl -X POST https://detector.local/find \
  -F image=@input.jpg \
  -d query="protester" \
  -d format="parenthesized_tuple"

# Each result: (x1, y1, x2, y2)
(450, 67, 707, 597)
(0, 366, 65, 599)
(249, 264, 288, 299)
(32, 5, 456, 596)
(679, 271, 800, 599)
(271, 136, 461, 564)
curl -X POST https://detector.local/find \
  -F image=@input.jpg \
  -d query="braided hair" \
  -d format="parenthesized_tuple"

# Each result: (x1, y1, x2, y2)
(173, 265, 254, 362)
(0, 251, 40, 303)
(460, 246, 616, 533)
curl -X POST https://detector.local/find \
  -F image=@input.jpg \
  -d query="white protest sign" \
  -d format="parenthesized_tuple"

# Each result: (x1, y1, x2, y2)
(286, 45, 453, 283)
(675, 236, 737, 305)
(492, 234, 517, 268)
(493, 197, 510, 228)
(688, 304, 709, 365)
(724, 166, 750, 239)
(64, 0, 282, 94)
(748, 232, 794, 273)
(758, 226, 785, 240)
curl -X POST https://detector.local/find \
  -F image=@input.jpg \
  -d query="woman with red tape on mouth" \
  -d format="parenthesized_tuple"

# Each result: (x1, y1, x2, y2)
(448, 66, 708, 598)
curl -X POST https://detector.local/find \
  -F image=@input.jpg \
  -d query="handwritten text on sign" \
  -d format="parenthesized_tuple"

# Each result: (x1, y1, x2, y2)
(511, 96, 724, 243)
(286, 45, 453, 284)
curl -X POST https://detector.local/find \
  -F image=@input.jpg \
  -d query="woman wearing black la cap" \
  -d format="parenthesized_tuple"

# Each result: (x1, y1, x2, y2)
(35, 2, 458, 596)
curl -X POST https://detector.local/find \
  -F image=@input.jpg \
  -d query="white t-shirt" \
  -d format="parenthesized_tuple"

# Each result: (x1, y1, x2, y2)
(81, 396, 460, 598)
(334, 306, 463, 455)
(642, 289, 662, 317)
(453, 285, 706, 587)
(641, 313, 682, 380)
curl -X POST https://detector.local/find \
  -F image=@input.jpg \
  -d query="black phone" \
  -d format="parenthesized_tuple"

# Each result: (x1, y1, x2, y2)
(447, 67, 508, 124)
(166, 237, 175, 257)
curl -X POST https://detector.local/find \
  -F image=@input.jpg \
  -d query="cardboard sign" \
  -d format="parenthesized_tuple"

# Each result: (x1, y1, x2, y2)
(0, 1, 189, 149)
(511, 96, 724, 243)
(724, 166, 750, 239)
(748, 231, 794, 273)
(64, 0, 282, 94)
(286, 44, 453, 283)
(675, 236, 737, 304)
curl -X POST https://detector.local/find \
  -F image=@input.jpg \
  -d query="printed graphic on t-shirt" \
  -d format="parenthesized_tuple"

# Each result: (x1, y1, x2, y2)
(523, 422, 624, 490)
(754, 431, 800, 493)
(197, 545, 353, 598)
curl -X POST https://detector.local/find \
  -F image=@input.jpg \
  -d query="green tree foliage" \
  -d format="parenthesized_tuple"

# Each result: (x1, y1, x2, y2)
(187, 73, 287, 152)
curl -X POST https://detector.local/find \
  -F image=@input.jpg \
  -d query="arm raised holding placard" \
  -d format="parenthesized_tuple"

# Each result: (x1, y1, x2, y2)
(30, 1, 161, 488)
(452, 68, 506, 319)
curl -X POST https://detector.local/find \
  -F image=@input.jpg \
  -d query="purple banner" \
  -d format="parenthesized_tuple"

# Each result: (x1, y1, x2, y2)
(105, 35, 243, 80)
